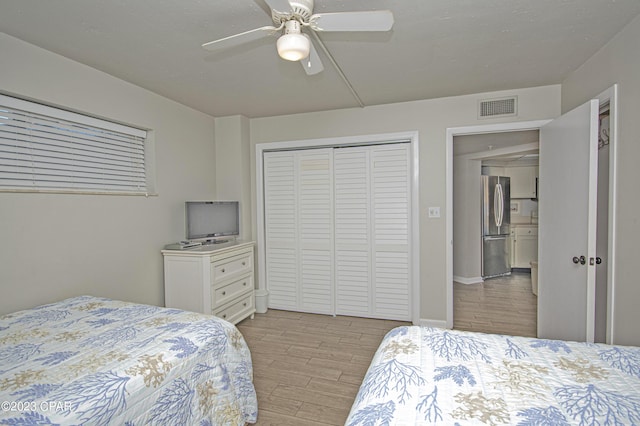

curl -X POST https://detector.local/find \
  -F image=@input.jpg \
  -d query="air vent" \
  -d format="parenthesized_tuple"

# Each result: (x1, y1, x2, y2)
(478, 96, 518, 119)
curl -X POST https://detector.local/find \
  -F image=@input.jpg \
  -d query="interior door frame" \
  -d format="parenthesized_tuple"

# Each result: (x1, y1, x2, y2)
(445, 84, 617, 342)
(445, 120, 550, 329)
(255, 131, 421, 324)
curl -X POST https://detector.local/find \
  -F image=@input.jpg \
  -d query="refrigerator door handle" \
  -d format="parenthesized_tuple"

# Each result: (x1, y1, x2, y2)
(494, 183, 503, 227)
(484, 235, 507, 241)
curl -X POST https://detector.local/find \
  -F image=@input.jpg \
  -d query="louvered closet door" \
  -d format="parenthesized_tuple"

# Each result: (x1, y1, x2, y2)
(334, 148, 372, 316)
(371, 144, 411, 320)
(334, 144, 411, 321)
(264, 151, 299, 310)
(264, 149, 334, 314)
(298, 149, 334, 314)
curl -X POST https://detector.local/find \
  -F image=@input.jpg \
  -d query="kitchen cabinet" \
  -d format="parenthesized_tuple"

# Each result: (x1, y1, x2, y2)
(505, 166, 538, 199)
(482, 166, 505, 176)
(510, 228, 516, 266)
(482, 165, 538, 199)
(512, 226, 538, 268)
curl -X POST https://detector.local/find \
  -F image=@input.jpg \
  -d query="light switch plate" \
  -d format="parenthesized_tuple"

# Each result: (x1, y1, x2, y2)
(428, 207, 440, 218)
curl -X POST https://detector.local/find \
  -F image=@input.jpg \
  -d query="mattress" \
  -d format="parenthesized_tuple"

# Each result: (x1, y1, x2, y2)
(346, 326, 640, 425)
(0, 296, 257, 425)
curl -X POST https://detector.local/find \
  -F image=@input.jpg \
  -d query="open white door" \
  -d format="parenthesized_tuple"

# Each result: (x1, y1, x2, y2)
(538, 99, 599, 342)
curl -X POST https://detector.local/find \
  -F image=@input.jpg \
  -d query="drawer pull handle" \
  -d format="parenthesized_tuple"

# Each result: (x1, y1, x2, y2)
(242, 261, 246, 266)
(243, 303, 247, 307)
(221, 268, 225, 273)
(222, 314, 227, 318)
(222, 291, 226, 296)
(243, 282, 247, 286)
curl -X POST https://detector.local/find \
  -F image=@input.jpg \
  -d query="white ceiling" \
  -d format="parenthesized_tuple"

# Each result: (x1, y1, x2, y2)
(454, 130, 540, 155)
(2, 0, 639, 118)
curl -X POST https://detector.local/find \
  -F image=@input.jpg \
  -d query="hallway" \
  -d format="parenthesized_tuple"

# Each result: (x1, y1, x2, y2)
(453, 271, 537, 337)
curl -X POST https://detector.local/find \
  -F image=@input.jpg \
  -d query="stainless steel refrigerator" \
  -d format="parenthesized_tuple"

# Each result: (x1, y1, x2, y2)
(481, 175, 511, 279)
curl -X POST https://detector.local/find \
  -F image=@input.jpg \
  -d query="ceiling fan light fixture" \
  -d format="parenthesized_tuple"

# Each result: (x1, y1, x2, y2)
(277, 20, 310, 61)
(277, 33, 310, 61)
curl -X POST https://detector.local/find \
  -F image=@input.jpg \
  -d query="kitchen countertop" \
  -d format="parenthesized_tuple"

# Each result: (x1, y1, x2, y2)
(511, 223, 538, 228)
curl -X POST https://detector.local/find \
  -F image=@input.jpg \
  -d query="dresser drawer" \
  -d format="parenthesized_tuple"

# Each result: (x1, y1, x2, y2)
(211, 251, 253, 284)
(214, 291, 255, 324)
(213, 274, 253, 308)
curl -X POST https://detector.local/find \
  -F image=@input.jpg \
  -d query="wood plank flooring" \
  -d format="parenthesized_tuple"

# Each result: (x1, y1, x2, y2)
(453, 270, 537, 337)
(236, 310, 410, 425)
(237, 273, 536, 425)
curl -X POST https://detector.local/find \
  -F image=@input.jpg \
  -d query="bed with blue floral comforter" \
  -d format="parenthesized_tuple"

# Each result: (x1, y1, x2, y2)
(346, 326, 640, 425)
(0, 296, 257, 425)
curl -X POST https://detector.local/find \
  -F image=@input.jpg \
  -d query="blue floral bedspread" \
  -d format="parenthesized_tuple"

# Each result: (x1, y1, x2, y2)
(0, 296, 257, 425)
(346, 326, 640, 425)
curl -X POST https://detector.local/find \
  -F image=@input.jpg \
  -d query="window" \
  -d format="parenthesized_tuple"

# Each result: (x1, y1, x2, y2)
(0, 94, 154, 195)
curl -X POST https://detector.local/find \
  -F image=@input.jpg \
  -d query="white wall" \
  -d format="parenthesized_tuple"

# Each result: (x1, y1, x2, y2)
(0, 34, 217, 314)
(561, 15, 640, 345)
(249, 85, 561, 324)
(453, 157, 482, 283)
(214, 115, 252, 241)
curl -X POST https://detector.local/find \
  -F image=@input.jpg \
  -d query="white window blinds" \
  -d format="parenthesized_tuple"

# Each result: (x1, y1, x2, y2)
(0, 94, 149, 194)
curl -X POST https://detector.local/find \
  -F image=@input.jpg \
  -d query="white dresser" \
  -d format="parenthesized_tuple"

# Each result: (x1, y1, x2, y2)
(162, 240, 255, 324)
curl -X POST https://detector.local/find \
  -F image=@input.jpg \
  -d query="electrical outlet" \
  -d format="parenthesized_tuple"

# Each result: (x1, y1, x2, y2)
(428, 207, 440, 218)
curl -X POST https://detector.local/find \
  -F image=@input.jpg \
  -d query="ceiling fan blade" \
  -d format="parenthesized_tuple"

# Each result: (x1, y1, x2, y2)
(300, 36, 323, 75)
(202, 26, 278, 51)
(264, 0, 292, 14)
(310, 10, 394, 32)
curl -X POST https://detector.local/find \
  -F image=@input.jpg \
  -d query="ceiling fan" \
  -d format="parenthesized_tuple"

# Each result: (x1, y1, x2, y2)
(201, 0, 394, 76)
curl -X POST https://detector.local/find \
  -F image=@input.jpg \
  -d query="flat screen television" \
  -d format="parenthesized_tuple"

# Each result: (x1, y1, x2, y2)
(185, 201, 239, 243)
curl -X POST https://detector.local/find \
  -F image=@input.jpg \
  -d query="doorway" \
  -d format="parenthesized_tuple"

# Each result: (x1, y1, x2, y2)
(445, 85, 617, 342)
(452, 130, 540, 337)
(453, 272, 537, 337)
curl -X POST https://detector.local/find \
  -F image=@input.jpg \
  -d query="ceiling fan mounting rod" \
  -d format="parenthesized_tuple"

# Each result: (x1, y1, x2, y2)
(282, 19, 302, 35)
(272, 0, 314, 25)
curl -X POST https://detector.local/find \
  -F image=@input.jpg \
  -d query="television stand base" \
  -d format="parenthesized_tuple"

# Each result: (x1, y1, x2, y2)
(204, 239, 231, 245)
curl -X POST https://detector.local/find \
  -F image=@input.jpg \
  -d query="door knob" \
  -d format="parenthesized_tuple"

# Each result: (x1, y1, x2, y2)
(572, 255, 586, 265)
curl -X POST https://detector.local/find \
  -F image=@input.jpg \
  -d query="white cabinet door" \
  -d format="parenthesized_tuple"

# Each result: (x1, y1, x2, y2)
(506, 166, 536, 198)
(514, 227, 538, 268)
(510, 228, 516, 266)
(482, 166, 505, 176)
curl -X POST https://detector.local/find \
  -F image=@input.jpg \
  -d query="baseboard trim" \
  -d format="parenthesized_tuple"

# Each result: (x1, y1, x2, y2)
(453, 275, 483, 285)
(418, 318, 449, 329)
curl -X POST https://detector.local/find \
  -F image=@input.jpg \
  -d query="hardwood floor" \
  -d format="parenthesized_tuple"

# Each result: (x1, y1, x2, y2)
(236, 273, 536, 424)
(236, 310, 410, 425)
(453, 270, 538, 337)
